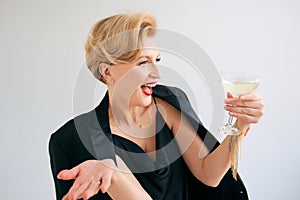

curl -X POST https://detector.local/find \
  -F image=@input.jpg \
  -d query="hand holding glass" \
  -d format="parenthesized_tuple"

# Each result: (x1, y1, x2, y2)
(220, 72, 260, 135)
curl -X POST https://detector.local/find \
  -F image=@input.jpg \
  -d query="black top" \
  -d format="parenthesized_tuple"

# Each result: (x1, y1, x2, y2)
(49, 85, 249, 200)
(112, 97, 189, 199)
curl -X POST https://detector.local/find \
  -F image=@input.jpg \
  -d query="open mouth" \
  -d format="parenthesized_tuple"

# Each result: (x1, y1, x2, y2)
(141, 82, 157, 96)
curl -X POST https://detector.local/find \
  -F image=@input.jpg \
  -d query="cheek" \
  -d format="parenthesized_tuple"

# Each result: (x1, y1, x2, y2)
(130, 67, 149, 79)
(112, 67, 148, 98)
(120, 67, 149, 85)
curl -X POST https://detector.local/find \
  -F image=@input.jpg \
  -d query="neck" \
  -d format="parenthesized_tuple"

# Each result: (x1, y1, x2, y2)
(129, 104, 151, 125)
(107, 89, 153, 126)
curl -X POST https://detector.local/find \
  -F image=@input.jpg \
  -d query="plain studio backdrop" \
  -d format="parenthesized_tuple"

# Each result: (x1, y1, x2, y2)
(1, 0, 299, 199)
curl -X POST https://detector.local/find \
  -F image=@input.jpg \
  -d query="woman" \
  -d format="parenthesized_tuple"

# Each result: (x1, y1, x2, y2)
(49, 12, 264, 200)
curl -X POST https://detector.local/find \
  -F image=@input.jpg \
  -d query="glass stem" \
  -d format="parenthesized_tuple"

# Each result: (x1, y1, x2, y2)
(227, 115, 234, 126)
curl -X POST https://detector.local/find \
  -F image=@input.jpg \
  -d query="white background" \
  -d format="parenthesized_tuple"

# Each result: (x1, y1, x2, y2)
(1, 0, 299, 199)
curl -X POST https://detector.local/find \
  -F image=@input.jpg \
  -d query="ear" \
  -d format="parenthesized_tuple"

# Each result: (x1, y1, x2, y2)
(98, 63, 113, 83)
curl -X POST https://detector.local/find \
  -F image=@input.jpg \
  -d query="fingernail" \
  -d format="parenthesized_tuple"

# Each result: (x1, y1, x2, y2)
(240, 95, 245, 100)
(57, 172, 63, 179)
(224, 99, 230, 103)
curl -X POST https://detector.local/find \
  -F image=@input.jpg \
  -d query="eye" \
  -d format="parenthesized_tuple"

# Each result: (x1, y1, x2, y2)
(156, 57, 161, 62)
(138, 60, 148, 66)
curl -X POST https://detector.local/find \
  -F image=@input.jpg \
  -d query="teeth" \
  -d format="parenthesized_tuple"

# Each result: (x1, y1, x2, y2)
(145, 83, 156, 87)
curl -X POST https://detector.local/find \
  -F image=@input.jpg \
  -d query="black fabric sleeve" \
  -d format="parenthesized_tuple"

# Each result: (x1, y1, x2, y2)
(74, 112, 117, 165)
(48, 135, 74, 200)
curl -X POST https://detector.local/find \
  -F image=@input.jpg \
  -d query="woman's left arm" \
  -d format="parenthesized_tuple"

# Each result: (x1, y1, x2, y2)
(157, 92, 264, 187)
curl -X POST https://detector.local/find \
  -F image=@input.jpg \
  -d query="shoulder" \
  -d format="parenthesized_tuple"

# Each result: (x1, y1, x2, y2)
(49, 110, 99, 164)
(50, 119, 75, 143)
(154, 84, 203, 128)
(49, 110, 96, 150)
(154, 95, 182, 132)
(153, 84, 191, 114)
(51, 108, 98, 137)
(49, 118, 80, 158)
(153, 84, 194, 115)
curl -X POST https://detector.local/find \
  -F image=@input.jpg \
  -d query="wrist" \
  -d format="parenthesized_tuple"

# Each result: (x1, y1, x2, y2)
(234, 120, 251, 137)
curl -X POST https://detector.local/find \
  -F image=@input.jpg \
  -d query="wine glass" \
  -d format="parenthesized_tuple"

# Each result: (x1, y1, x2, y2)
(220, 71, 260, 135)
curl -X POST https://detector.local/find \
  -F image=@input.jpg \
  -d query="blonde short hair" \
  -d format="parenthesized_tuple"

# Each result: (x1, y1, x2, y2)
(85, 12, 157, 83)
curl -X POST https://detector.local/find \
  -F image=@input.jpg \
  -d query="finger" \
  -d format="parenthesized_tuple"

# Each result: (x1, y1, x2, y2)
(225, 99, 264, 109)
(239, 93, 262, 101)
(99, 175, 112, 193)
(238, 101, 264, 109)
(226, 92, 234, 98)
(229, 112, 260, 124)
(225, 105, 264, 117)
(58, 166, 80, 180)
(225, 93, 262, 103)
(62, 178, 91, 200)
(82, 179, 102, 199)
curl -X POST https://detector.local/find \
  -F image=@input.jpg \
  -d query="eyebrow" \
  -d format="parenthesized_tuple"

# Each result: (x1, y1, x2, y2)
(138, 54, 161, 60)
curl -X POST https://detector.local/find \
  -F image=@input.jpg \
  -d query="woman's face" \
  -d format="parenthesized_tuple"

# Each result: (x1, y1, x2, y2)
(108, 37, 161, 108)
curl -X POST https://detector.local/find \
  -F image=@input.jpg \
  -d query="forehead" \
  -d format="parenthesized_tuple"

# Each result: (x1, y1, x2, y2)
(140, 37, 159, 57)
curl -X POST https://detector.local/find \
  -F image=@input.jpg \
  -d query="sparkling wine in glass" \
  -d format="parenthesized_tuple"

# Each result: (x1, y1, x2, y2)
(220, 71, 260, 135)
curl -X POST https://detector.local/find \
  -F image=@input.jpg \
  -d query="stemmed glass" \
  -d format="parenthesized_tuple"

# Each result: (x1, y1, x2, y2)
(220, 71, 260, 135)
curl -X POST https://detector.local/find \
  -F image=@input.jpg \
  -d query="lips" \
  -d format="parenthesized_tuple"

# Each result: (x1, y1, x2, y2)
(141, 82, 157, 96)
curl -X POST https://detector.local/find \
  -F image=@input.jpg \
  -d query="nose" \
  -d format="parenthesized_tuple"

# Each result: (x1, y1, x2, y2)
(149, 63, 161, 79)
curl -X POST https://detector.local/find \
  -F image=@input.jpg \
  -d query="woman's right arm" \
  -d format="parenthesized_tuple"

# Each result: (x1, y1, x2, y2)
(56, 156, 151, 200)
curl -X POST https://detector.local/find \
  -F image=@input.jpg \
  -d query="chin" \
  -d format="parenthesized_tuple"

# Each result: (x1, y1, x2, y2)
(130, 88, 153, 107)
(141, 95, 152, 107)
